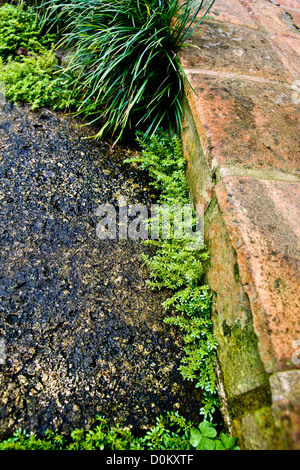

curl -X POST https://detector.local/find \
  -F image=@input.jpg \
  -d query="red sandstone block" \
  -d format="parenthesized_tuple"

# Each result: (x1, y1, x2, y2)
(183, 73, 300, 177)
(271, 35, 300, 76)
(215, 176, 300, 373)
(207, 0, 258, 28)
(180, 21, 293, 82)
(246, 0, 299, 38)
(270, 370, 300, 450)
(285, 8, 300, 28)
(277, 0, 300, 8)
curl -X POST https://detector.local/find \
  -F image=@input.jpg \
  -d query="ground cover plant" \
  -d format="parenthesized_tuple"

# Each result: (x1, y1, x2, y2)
(0, 50, 76, 110)
(0, 2, 75, 110)
(125, 129, 219, 419)
(0, 412, 239, 450)
(0, 2, 55, 60)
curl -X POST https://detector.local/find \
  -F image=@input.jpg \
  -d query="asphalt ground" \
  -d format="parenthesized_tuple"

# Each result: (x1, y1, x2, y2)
(0, 104, 202, 438)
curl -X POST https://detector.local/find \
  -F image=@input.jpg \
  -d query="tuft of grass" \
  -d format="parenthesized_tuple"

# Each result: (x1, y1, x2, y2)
(37, 0, 215, 143)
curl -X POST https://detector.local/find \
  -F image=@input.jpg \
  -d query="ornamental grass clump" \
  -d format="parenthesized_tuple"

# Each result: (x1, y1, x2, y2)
(38, 0, 215, 142)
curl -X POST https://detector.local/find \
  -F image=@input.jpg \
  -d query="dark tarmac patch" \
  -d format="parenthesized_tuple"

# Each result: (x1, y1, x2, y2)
(0, 104, 202, 438)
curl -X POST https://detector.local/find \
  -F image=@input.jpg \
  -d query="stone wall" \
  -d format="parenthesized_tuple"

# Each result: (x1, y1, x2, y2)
(180, 0, 300, 449)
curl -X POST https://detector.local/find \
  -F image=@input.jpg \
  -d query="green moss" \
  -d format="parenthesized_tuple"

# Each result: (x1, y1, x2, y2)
(223, 320, 258, 348)
(254, 406, 275, 431)
(228, 384, 272, 421)
(215, 282, 270, 400)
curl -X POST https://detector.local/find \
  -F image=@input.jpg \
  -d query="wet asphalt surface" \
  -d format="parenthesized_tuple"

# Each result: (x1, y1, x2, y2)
(0, 104, 202, 438)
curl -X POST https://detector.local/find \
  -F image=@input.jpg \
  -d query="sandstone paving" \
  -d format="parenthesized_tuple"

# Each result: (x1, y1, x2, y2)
(215, 176, 300, 373)
(183, 73, 300, 179)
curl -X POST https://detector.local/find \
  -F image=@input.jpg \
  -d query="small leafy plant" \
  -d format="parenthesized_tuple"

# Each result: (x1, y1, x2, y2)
(126, 129, 219, 419)
(0, 51, 75, 110)
(0, 3, 76, 110)
(190, 421, 239, 450)
(0, 3, 56, 60)
(0, 413, 238, 450)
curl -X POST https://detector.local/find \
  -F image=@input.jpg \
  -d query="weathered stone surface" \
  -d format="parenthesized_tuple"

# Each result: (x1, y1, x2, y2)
(208, 0, 258, 29)
(181, 93, 214, 213)
(241, 0, 300, 77)
(201, 178, 300, 449)
(180, 0, 300, 449)
(285, 8, 300, 29)
(270, 370, 300, 449)
(246, 0, 299, 38)
(205, 199, 270, 398)
(215, 177, 300, 373)
(279, 0, 300, 8)
(184, 73, 300, 179)
(232, 406, 279, 450)
(271, 35, 300, 76)
(181, 21, 293, 82)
